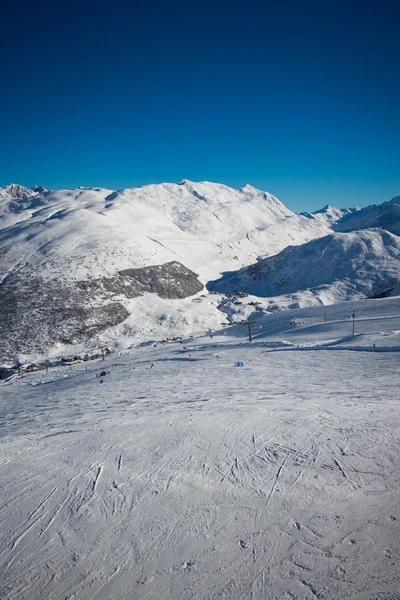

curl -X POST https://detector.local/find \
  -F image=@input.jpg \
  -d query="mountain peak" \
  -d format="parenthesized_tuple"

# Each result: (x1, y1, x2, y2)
(315, 204, 340, 215)
(239, 184, 261, 193)
(0, 184, 37, 200)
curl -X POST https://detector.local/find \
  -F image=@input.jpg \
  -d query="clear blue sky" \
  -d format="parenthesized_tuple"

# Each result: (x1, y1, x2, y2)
(1, 0, 399, 211)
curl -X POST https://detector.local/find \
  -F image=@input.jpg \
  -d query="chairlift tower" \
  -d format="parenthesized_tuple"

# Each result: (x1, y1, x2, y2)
(351, 310, 355, 335)
(242, 320, 256, 342)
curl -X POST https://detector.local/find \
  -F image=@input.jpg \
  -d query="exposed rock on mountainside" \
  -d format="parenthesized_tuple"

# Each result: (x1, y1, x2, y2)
(77, 262, 203, 300)
(0, 275, 128, 357)
(0, 262, 203, 358)
(117, 262, 204, 298)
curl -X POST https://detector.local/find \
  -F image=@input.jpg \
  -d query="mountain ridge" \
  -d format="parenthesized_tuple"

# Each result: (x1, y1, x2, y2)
(0, 180, 330, 284)
(333, 195, 400, 236)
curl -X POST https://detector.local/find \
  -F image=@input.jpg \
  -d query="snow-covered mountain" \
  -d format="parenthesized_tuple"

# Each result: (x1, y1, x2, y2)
(301, 204, 360, 225)
(334, 195, 400, 236)
(0, 180, 399, 361)
(208, 229, 400, 305)
(0, 180, 334, 360)
(0, 184, 48, 228)
(0, 180, 329, 282)
(0, 183, 38, 201)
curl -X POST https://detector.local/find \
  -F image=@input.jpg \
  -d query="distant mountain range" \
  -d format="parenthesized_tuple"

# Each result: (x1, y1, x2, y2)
(0, 183, 47, 202)
(0, 181, 399, 361)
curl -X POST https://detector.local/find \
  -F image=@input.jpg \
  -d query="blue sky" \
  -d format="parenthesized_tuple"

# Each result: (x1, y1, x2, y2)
(1, 0, 399, 212)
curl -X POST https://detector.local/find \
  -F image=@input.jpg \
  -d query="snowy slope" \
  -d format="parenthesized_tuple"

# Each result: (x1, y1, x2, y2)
(1, 295, 400, 600)
(334, 195, 400, 236)
(208, 229, 400, 305)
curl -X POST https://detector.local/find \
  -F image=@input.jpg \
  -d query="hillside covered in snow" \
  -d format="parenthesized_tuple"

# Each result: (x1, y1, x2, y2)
(334, 195, 400, 236)
(0, 181, 399, 361)
(208, 229, 400, 305)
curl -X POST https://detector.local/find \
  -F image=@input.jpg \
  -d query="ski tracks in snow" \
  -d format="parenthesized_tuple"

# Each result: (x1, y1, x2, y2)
(1, 345, 400, 599)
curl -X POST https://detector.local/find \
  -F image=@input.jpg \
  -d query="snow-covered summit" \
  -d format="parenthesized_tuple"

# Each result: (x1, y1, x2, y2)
(238, 183, 261, 194)
(0, 183, 38, 201)
(301, 203, 360, 225)
(31, 185, 48, 194)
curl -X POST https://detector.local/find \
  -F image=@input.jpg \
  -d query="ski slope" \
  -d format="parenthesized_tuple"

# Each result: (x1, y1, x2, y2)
(1, 296, 400, 599)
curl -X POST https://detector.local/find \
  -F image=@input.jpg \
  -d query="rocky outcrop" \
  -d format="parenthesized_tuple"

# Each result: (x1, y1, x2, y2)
(0, 261, 203, 359)
(77, 261, 203, 300)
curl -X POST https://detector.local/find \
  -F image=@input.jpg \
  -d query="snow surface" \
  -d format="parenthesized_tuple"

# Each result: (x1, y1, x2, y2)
(1, 296, 400, 599)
